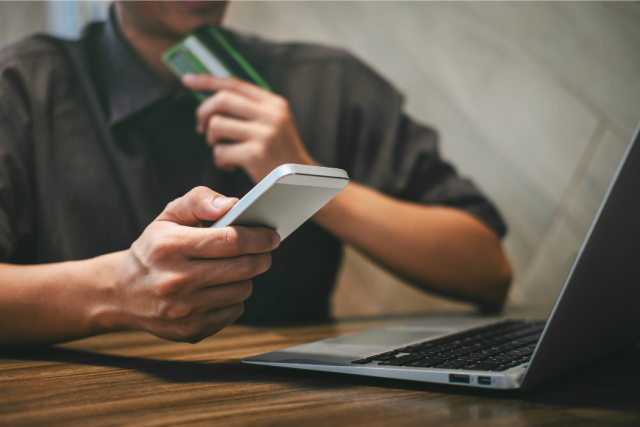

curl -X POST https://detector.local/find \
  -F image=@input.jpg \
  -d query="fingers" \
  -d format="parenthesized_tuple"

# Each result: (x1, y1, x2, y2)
(176, 302, 246, 343)
(134, 223, 278, 278)
(152, 280, 254, 344)
(137, 226, 275, 289)
(196, 90, 262, 132)
(157, 302, 246, 344)
(200, 280, 253, 312)
(185, 225, 279, 259)
(146, 249, 272, 295)
(157, 280, 253, 323)
(183, 74, 268, 102)
(183, 73, 308, 184)
(146, 221, 278, 262)
(188, 252, 272, 287)
(213, 140, 265, 171)
(156, 186, 238, 226)
(204, 115, 257, 146)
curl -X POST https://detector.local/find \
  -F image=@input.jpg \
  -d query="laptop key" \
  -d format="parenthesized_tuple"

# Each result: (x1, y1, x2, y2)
(483, 357, 511, 363)
(412, 357, 448, 367)
(414, 350, 440, 357)
(369, 354, 398, 361)
(475, 349, 502, 356)
(379, 353, 425, 366)
(405, 358, 441, 368)
(405, 361, 429, 368)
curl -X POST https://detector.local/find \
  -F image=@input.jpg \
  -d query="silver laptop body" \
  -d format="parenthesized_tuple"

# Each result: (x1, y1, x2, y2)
(243, 122, 640, 390)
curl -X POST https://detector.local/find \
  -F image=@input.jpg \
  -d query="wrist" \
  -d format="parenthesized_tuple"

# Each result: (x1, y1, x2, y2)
(313, 181, 361, 231)
(83, 250, 136, 334)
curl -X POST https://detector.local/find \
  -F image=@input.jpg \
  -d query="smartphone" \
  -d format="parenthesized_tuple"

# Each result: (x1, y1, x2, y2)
(162, 26, 270, 102)
(212, 164, 350, 240)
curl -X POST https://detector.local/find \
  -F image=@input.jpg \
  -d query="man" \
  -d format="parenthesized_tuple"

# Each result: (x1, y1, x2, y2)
(0, 1, 512, 346)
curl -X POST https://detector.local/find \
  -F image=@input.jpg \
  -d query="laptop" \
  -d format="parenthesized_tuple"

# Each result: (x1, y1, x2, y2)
(243, 121, 640, 390)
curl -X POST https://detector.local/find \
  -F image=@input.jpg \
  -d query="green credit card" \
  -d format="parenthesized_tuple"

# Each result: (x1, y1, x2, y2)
(162, 26, 270, 102)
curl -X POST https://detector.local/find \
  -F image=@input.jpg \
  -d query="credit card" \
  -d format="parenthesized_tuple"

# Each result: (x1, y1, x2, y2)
(162, 26, 270, 102)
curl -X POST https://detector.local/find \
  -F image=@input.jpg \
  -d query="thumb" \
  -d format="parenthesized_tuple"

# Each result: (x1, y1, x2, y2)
(156, 186, 238, 226)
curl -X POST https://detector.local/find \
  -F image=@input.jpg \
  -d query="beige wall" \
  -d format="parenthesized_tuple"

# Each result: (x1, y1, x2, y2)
(0, 2, 46, 45)
(2, 2, 639, 318)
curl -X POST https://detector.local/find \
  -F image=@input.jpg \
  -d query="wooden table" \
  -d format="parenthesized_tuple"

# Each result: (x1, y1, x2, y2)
(1, 315, 640, 426)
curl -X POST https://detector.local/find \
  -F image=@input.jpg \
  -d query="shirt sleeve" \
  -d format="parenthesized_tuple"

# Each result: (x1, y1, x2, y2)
(339, 55, 507, 238)
(0, 55, 35, 262)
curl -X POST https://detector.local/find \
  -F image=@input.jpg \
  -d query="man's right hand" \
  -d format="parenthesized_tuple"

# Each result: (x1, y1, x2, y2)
(114, 186, 279, 343)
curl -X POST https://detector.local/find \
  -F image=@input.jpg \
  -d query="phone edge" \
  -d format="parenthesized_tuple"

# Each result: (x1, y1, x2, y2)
(210, 164, 349, 229)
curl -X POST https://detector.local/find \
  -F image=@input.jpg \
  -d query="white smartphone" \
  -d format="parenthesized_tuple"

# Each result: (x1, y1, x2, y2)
(212, 164, 350, 240)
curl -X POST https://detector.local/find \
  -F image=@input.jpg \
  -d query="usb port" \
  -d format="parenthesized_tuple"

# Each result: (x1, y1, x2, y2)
(478, 376, 492, 385)
(449, 374, 470, 384)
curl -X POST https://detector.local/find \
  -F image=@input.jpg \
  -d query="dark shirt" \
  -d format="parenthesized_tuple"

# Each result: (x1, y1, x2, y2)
(0, 14, 507, 323)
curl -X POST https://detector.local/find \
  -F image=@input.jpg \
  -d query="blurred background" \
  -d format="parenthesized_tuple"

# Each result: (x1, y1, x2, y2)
(1, 1, 639, 319)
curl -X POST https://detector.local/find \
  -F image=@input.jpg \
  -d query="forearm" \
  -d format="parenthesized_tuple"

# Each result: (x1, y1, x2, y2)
(0, 252, 128, 347)
(0, 188, 277, 347)
(313, 182, 512, 308)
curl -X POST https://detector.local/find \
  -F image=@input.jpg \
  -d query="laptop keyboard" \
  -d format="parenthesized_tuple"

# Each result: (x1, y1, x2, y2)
(351, 319, 545, 372)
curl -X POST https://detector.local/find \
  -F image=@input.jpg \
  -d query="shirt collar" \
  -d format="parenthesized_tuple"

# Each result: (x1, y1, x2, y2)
(101, 8, 173, 126)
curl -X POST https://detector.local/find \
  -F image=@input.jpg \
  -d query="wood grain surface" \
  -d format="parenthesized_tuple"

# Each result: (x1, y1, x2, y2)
(1, 316, 639, 427)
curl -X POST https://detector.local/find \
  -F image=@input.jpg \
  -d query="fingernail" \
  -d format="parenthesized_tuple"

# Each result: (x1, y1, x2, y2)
(182, 73, 196, 84)
(272, 232, 281, 248)
(213, 196, 232, 210)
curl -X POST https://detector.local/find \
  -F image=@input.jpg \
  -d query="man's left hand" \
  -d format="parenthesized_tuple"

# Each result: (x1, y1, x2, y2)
(182, 74, 317, 183)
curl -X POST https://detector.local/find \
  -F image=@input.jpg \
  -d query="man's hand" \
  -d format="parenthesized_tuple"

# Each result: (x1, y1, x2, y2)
(0, 186, 280, 346)
(117, 186, 280, 343)
(182, 74, 317, 183)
